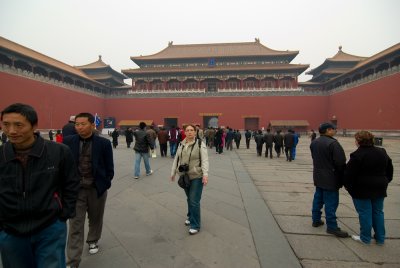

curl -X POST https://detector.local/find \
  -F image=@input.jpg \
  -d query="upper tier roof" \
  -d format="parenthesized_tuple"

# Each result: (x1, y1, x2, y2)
(131, 39, 299, 62)
(75, 55, 128, 80)
(307, 46, 367, 76)
(122, 63, 309, 76)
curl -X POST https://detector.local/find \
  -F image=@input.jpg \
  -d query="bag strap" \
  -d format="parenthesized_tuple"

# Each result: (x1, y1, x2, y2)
(179, 139, 202, 167)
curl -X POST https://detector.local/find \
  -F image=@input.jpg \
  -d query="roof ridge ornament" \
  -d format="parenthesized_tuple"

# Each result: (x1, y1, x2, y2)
(168, 41, 173, 47)
(98, 55, 102, 61)
(255, 38, 260, 43)
(339, 45, 342, 51)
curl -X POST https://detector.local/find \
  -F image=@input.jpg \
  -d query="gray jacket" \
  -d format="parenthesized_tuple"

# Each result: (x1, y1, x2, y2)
(310, 135, 346, 190)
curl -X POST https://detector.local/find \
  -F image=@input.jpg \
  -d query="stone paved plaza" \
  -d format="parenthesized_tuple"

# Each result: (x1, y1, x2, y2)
(1, 135, 398, 268)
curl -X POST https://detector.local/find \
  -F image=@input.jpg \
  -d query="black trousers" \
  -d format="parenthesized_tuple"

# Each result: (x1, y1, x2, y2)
(246, 138, 250, 149)
(160, 143, 168, 156)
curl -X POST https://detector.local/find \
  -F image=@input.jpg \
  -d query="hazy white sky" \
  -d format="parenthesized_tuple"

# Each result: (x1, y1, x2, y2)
(1, 0, 399, 82)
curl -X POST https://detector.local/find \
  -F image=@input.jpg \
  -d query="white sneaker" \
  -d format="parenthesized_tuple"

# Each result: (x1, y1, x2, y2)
(184, 219, 190, 226)
(188, 228, 199, 235)
(146, 170, 153, 176)
(351, 235, 369, 245)
(88, 242, 99, 254)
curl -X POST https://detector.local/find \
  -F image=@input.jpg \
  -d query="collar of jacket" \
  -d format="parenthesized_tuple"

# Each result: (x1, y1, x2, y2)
(3, 134, 45, 162)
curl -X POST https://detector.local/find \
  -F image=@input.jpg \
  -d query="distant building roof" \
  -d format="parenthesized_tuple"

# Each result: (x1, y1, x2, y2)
(131, 39, 299, 62)
(123, 63, 309, 75)
(75, 55, 128, 81)
(0, 36, 92, 80)
(307, 46, 367, 77)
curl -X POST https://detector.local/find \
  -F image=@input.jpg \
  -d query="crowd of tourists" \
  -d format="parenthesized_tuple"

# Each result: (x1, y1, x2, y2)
(0, 103, 393, 268)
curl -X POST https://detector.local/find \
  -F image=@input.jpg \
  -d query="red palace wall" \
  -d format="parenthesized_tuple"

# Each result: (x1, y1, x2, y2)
(1, 71, 399, 130)
(0, 72, 104, 129)
(104, 95, 328, 130)
(328, 73, 400, 130)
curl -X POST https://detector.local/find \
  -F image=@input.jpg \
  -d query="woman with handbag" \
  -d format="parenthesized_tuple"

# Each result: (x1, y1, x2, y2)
(170, 124, 209, 235)
(344, 130, 393, 244)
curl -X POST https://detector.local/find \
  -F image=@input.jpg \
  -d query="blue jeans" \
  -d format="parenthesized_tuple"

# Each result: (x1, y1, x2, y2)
(353, 197, 385, 244)
(170, 142, 177, 157)
(312, 187, 339, 230)
(134, 152, 151, 177)
(0, 219, 67, 268)
(184, 178, 204, 230)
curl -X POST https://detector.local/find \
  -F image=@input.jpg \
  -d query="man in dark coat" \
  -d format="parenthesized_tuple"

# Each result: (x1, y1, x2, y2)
(245, 130, 251, 149)
(283, 129, 295, 161)
(274, 130, 283, 157)
(255, 130, 264, 156)
(133, 122, 155, 179)
(310, 122, 348, 238)
(0, 103, 79, 268)
(125, 127, 134, 148)
(63, 112, 114, 267)
(62, 115, 77, 137)
(263, 128, 274, 158)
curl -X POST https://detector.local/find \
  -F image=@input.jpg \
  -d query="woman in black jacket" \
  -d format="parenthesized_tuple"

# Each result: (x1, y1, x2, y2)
(344, 131, 393, 244)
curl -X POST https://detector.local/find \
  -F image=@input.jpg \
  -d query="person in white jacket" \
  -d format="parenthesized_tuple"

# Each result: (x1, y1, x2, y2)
(170, 124, 209, 235)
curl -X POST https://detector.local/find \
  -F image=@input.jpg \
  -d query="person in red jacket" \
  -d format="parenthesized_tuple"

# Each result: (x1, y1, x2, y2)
(55, 129, 63, 143)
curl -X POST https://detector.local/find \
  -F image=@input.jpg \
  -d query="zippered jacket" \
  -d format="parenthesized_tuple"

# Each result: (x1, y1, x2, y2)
(0, 136, 80, 236)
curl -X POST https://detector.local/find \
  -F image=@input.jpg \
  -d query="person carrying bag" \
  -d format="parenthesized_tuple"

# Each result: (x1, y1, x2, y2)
(170, 124, 209, 235)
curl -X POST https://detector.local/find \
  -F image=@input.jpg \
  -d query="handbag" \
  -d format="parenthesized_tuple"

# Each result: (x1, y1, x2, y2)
(151, 150, 157, 158)
(178, 173, 191, 189)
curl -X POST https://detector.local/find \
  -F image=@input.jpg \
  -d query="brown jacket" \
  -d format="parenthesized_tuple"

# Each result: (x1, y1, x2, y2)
(157, 129, 169, 144)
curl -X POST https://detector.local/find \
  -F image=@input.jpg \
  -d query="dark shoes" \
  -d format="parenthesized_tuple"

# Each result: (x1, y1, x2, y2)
(327, 228, 349, 238)
(312, 220, 324, 227)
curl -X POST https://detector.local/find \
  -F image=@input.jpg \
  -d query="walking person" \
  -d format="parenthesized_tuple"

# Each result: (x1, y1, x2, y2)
(170, 124, 209, 235)
(263, 128, 274, 158)
(234, 129, 242, 149)
(225, 128, 234, 151)
(208, 127, 215, 148)
(0, 103, 79, 268)
(48, 129, 54, 141)
(157, 127, 169, 157)
(274, 130, 283, 157)
(133, 122, 155, 179)
(255, 130, 264, 156)
(310, 129, 317, 142)
(214, 127, 224, 154)
(344, 131, 393, 244)
(245, 129, 251, 149)
(63, 112, 114, 268)
(284, 129, 295, 161)
(291, 130, 299, 160)
(62, 115, 77, 137)
(111, 128, 119, 148)
(56, 129, 63, 143)
(168, 125, 179, 157)
(310, 122, 348, 238)
(125, 127, 134, 148)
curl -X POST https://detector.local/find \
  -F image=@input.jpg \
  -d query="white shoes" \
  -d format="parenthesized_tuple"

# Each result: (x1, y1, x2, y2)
(351, 235, 369, 245)
(188, 228, 199, 235)
(184, 219, 190, 226)
(88, 242, 99, 254)
(146, 170, 153, 176)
